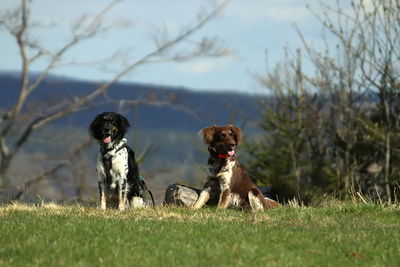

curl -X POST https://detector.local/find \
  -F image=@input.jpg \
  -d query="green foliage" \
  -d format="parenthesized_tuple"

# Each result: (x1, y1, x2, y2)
(244, 93, 335, 203)
(0, 203, 399, 266)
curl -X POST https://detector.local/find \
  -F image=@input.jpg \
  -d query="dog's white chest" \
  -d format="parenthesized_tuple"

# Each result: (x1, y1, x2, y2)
(214, 160, 235, 189)
(97, 147, 129, 188)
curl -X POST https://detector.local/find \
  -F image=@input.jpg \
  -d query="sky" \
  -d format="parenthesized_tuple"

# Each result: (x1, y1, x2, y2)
(0, 0, 330, 94)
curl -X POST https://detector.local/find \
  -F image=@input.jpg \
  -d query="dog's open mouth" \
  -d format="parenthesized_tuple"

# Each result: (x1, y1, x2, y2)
(103, 136, 111, 144)
(218, 149, 235, 158)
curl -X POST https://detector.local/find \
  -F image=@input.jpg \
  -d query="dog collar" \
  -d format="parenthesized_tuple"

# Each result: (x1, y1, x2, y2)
(218, 154, 236, 159)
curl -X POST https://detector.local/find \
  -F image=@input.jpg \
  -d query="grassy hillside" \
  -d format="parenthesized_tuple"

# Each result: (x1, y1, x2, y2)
(0, 202, 399, 266)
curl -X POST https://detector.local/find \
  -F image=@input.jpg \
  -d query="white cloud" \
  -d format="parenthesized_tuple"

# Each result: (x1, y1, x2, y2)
(191, 62, 215, 73)
(177, 61, 214, 74)
(176, 58, 231, 75)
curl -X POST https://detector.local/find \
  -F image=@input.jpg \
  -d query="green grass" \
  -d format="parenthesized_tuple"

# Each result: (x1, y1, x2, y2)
(0, 202, 399, 266)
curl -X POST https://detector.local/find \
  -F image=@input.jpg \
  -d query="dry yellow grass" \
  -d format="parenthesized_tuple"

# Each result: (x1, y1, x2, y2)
(0, 201, 275, 224)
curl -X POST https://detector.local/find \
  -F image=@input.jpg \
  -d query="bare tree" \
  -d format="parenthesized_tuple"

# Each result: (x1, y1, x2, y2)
(0, 0, 232, 190)
(248, 0, 400, 202)
(303, 0, 400, 201)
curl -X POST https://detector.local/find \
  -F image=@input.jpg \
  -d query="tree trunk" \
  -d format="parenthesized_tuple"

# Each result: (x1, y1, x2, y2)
(384, 133, 391, 203)
(0, 157, 11, 189)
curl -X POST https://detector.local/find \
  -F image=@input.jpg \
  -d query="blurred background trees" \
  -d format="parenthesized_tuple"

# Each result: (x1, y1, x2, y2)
(0, 0, 231, 201)
(245, 0, 400, 203)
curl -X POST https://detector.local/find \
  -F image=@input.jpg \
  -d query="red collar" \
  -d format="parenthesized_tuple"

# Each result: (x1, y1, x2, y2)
(218, 154, 230, 159)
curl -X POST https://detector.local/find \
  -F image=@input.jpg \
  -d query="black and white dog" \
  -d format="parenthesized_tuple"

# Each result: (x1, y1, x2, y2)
(89, 112, 151, 210)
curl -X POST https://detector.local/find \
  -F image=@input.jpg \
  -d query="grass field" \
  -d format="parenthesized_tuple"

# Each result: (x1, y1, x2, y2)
(0, 202, 399, 266)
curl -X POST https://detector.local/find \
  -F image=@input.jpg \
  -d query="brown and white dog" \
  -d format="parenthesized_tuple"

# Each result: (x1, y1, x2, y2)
(192, 125, 279, 211)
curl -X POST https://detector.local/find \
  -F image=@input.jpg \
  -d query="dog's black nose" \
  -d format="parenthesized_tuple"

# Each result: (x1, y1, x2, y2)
(103, 126, 112, 135)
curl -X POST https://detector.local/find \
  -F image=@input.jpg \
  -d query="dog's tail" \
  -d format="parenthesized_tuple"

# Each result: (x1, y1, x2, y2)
(249, 188, 279, 211)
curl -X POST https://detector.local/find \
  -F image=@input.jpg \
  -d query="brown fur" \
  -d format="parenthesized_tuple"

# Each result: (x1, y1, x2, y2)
(192, 125, 279, 211)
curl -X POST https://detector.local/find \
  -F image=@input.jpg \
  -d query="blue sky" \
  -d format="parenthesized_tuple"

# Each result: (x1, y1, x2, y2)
(1, 0, 330, 94)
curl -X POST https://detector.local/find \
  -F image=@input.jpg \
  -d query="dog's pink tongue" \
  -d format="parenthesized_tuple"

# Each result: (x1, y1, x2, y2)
(103, 136, 111, 143)
(228, 150, 235, 156)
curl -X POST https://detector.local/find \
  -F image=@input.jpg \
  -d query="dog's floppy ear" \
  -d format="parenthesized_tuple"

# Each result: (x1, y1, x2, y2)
(199, 126, 217, 145)
(117, 113, 130, 135)
(89, 114, 103, 140)
(118, 113, 130, 128)
(227, 124, 242, 144)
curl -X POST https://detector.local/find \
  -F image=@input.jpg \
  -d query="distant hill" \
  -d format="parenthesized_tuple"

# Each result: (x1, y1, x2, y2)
(1, 72, 268, 202)
(0, 73, 265, 132)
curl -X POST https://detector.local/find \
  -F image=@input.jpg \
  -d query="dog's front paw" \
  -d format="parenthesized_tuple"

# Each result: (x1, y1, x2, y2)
(131, 197, 145, 209)
(191, 202, 202, 210)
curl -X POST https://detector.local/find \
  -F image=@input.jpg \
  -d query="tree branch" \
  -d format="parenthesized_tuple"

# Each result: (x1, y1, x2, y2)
(1, 0, 230, 174)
